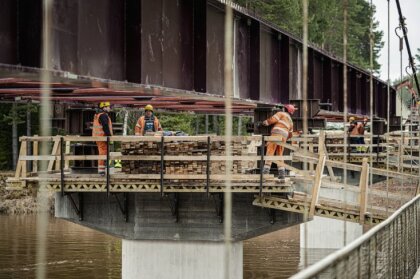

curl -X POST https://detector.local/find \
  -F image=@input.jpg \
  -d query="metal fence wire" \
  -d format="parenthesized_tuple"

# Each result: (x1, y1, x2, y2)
(291, 195, 420, 279)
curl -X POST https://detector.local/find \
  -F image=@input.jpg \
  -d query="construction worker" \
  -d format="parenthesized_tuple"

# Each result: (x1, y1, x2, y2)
(261, 104, 297, 179)
(135, 104, 162, 136)
(348, 116, 365, 152)
(92, 102, 113, 176)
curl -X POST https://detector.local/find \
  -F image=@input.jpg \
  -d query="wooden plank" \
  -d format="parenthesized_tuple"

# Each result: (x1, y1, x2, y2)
(318, 131, 336, 180)
(55, 142, 61, 171)
(293, 152, 418, 180)
(309, 142, 314, 171)
(14, 141, 26, 178)
(34, 173, 280, 181)
(359, 158, 369, 224)
(19, 154, 293, 162)
(309, 152, 326, 218)
(20, 141, 27, 178)
(47, 138, 60, 171)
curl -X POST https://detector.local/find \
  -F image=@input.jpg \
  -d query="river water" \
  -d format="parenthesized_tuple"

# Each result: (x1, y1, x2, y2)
(0, 215, 335, 278)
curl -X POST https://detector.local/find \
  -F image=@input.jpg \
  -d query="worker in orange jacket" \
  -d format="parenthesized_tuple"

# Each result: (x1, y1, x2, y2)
(261, 104, 297, 179)
(135, 104, 162, 136)
(92, 102, 113, 176)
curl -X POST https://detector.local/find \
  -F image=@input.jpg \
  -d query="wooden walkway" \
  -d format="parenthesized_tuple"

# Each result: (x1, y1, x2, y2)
(7, 134, 420, 226)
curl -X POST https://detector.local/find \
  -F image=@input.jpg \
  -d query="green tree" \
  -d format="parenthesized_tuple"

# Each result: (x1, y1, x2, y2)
(233, 0, 384, 73)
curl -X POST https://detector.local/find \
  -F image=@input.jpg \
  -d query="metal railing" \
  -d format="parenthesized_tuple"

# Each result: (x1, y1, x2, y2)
(291, 195, 420, 279)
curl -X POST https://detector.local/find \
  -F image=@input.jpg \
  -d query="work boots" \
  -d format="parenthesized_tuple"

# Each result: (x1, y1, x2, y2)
(262, 166, 270, 174)
(278, 167, 286, 180)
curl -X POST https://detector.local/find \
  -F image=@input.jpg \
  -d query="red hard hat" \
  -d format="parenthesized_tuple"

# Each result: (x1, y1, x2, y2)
(284, 104, 297, 115)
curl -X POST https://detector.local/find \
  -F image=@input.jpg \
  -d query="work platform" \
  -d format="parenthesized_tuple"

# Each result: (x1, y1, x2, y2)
(8, 133, 419, 229)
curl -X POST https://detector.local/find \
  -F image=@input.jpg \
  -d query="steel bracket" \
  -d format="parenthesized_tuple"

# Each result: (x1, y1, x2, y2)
(113, 192, 128, 222)
(66, 192, 83, 221)
(166, 193, 179, 222)
(212, 193, 224, 223)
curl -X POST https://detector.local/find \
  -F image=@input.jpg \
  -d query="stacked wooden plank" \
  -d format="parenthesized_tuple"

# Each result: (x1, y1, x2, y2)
(120, 138, 257, 175)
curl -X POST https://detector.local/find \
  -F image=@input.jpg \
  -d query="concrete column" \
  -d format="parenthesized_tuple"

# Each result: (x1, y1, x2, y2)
(122, 240, 243, 279)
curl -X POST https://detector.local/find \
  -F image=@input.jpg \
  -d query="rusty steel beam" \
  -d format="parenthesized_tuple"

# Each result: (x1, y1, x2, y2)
(0, 0, 396, 117)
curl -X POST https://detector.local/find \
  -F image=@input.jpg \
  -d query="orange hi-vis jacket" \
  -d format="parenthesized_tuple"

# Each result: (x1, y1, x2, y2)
(92, 112, 113, 137)
(135, 115, 162, 136)
(263, 111, 293, 138)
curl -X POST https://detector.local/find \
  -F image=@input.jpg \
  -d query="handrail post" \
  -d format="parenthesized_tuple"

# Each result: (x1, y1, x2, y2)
(160, 136, 165, 196)
(60, 136, 65, 197)
(260, 135, 265, 196)
(206, 136, 211, 196)
(106, 136, 110, 197)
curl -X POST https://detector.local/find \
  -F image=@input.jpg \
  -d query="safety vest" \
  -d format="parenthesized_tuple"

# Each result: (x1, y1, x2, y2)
(92, 112, 113, 137)
(144, 116, 156, 132)
(266, 111, 293, 134)
(135, 115, 161, 135)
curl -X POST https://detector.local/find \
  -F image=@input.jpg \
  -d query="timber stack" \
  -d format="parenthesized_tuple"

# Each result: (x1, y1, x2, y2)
(120, 138, 257, 175)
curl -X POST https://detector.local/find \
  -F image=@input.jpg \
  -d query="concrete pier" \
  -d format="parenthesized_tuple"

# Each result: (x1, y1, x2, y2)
(55, 192, 302, 241)
(122, 240, 243, 279)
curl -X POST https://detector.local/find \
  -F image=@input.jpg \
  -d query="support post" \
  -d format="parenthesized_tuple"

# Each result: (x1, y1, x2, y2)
(309, 152, 326, 218)
(359, 158, 369, 224)
(106, 137, 110, 197)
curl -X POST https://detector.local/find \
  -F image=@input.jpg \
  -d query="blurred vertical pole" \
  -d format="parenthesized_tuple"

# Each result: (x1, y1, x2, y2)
(237, 116, 242, 136)
(302, 0, 309, 269)
(12, 103, 18, 170)
(369, 0, 374, 220)
(205, 114, 209, 134)
(223, 5, 233, 279)
(27, 102, 32, 171)
(342, 0, 349, 246)
(386, 0, 390, 215)
(37, 0, 52, 278)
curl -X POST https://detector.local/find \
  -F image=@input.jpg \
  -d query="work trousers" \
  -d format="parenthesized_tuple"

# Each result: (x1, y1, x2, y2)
(264, 134, 287, 169)
(96, 141, 107, 173)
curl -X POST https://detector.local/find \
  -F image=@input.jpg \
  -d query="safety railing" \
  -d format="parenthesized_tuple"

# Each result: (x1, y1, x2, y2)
(290, 194, 420, 279)
(11, 135, 293, 195)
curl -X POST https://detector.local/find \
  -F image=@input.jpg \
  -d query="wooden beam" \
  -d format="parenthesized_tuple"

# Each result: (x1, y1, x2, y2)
(359, 158, 369, 224)
(293, 153, 418, 180)
(47, 138, 60, 171)
(309, 152, 326, 218)
(318, 131, 337, 181)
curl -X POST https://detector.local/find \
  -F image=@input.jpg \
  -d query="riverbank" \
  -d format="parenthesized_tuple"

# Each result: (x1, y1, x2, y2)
(0, 172, 54, 214)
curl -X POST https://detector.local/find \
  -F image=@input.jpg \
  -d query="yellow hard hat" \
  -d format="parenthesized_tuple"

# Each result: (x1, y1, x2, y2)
(99, 101, 111, 108)
(349, 116, 355, 122)
(145, 104, 153, 111)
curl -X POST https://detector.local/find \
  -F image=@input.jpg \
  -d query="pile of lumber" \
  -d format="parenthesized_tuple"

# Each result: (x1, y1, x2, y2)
(120, 138, 257, 175)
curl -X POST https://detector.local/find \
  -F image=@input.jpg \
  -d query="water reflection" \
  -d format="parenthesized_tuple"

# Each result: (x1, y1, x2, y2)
(0, 216, 334, 278)
(0, 215, 121, 279)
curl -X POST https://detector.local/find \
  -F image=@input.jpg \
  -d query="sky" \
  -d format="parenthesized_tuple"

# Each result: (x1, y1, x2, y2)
(372, 0, 420, 82)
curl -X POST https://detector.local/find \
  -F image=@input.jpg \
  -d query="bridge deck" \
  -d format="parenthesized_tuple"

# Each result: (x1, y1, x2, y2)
(7, 173, 294, 193)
